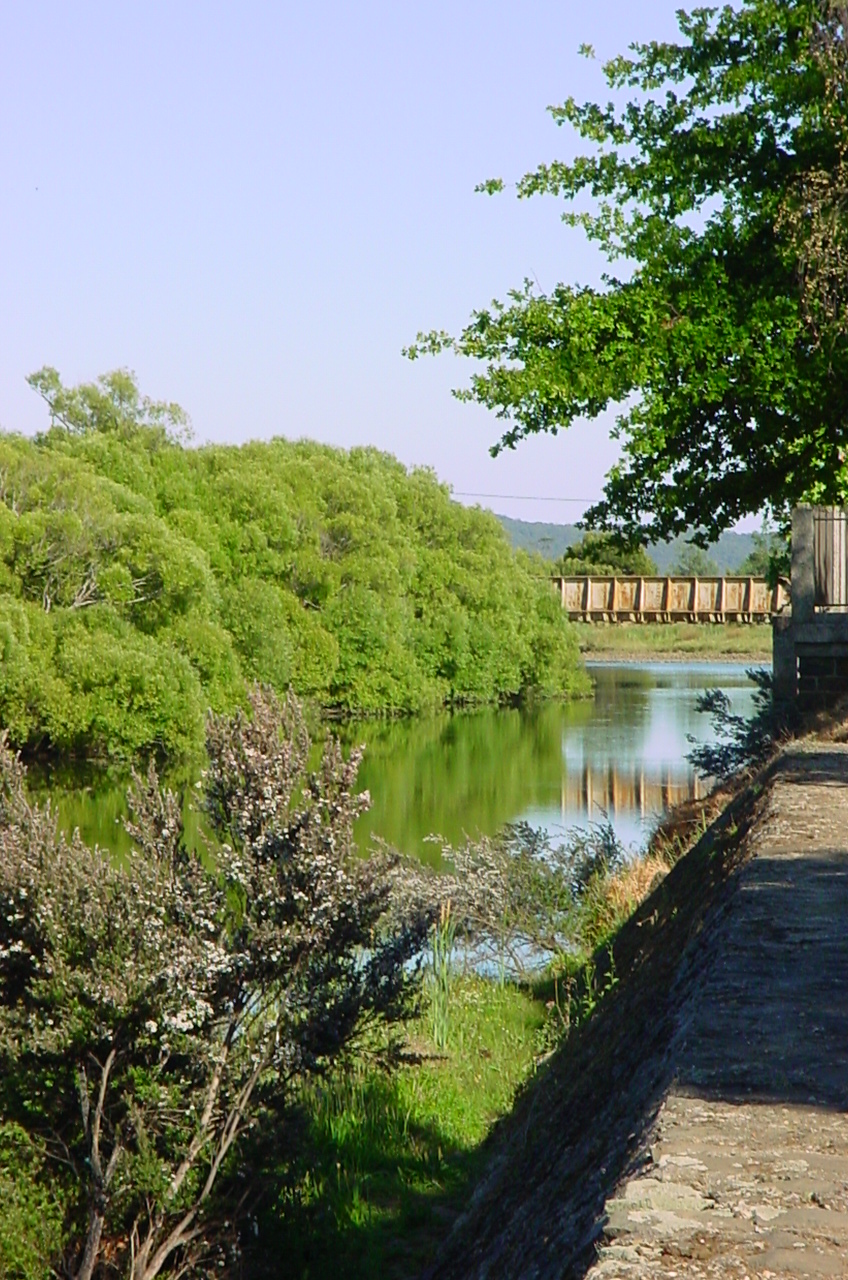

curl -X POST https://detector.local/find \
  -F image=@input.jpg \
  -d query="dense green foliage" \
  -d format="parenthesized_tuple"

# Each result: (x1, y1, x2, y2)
(0, 370, 587, 760)
(555, 531, 657, 576)
(0, 1123, 66, 1280)
(409, 1, 848, 543)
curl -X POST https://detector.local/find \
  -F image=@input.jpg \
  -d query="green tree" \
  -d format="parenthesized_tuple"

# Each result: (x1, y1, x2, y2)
(779, 4, 848, 348)
(28, 367, 191, 444)
(735, 517, 789, 581)
(0, 370, 588, 759)
(407, 1, 848, 543)
(670, 545, 720, 576)
(556, 531, 656, 575)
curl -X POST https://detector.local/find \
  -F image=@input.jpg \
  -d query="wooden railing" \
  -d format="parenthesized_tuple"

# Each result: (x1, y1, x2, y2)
(813, 506, 848, 608)
(554, 575, 789, 622)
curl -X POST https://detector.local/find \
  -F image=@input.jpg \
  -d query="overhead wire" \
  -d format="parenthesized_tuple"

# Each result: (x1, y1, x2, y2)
(451, 492, 596, 503)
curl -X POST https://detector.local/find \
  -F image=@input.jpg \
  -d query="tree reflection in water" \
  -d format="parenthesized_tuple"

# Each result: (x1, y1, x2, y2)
(31, 663, 759, 866)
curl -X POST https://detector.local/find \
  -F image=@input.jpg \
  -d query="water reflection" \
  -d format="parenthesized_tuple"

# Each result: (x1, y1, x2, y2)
(557, 766, 703, 828)
(31, 662, 763, 868)
(354, 663, 759, 859)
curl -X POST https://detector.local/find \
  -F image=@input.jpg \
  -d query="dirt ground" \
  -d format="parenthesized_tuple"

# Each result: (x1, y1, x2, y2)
(427, 744, 848, 1280)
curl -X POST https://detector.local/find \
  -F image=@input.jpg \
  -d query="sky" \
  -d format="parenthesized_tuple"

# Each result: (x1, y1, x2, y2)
(2, 1, 699, 526)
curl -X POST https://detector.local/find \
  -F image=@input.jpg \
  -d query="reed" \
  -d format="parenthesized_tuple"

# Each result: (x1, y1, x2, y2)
(430, 900, 457, 1049)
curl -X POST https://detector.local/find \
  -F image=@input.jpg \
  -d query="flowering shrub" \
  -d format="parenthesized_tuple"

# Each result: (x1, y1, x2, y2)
(0, 687, 425, 1279)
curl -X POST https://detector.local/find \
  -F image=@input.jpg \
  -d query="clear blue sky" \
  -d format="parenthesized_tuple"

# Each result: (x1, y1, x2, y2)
(2, 1, 696, 525)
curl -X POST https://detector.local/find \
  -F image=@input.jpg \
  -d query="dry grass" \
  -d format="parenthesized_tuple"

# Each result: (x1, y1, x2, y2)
(579, 853, 672, 952)
(648, 792, 729, 863)
(579, 785, 742, 954)
(574, 621, 772, 661)
(605, 855, 669, 917)
(801, 695, 848, 742)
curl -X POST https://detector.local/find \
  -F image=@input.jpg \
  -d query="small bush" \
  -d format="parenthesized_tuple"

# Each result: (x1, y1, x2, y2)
(0, 1123, 66, 1280)
(687, 667, 778, 782)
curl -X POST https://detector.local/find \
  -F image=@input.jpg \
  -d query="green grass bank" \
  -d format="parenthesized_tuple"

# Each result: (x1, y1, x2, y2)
(575, 620, 773, 662)
(261, 978, 549, 1280)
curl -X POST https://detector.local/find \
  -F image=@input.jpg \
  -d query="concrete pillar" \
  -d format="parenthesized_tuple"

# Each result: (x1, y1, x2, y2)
(792, 505, 816, 622)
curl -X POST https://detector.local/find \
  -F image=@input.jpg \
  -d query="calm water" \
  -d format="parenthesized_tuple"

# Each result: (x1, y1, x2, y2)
(31, 662, 762, 867)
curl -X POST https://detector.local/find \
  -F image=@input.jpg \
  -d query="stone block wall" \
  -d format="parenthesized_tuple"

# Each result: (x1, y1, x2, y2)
(796, 646, 848, 703)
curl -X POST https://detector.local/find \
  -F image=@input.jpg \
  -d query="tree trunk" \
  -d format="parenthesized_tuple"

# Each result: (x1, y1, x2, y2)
(76, 1207, 105, 1280)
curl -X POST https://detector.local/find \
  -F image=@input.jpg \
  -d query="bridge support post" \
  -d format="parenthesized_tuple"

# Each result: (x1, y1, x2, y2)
(792, 506, 815, 622)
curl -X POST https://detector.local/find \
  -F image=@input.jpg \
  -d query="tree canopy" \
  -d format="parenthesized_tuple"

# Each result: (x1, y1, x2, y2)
(407, 1, 848, 544)
(555, 531, 657, 576)
(0, 370, 586, 760)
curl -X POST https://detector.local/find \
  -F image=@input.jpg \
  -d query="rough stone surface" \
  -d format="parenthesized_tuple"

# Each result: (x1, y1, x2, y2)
(428, 744, 848, 1280)
(587, 745, 848, 1279)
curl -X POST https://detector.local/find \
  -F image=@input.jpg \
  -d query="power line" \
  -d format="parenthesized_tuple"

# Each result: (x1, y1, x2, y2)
(452, 492, 597, 503)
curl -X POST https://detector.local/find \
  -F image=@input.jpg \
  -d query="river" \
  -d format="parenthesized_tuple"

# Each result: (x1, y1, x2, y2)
(31, 661, 763, 867)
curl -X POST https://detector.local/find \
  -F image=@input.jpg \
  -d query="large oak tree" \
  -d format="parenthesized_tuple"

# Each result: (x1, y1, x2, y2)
(408, 1, 848, 543)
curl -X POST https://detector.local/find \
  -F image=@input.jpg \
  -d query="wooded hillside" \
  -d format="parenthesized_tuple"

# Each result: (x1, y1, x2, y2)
(497, 517, 759, 574)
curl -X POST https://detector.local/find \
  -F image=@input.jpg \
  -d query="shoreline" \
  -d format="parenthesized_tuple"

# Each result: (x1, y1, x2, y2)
(582, 651, 772, 664)
(572, 620, 773, 665)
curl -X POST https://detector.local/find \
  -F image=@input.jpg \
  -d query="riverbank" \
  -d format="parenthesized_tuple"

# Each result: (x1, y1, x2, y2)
(427, 734, 848, 1279)
(575, 620, 772, 662)
(0, 688, 763, 1280)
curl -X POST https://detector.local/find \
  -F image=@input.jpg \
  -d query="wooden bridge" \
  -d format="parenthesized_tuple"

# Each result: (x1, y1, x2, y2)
(556, 575, 788, 623)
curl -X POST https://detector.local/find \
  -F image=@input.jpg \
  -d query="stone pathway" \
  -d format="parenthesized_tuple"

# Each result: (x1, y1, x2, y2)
(588, 746, 848, 1279)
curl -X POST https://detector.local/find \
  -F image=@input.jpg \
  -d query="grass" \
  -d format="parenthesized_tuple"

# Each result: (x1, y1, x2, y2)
(1, 830, 710, 1280)
(260, 977, 550, 1279)
(261, 841, 698, 1279)
(574, 620, 772, 660)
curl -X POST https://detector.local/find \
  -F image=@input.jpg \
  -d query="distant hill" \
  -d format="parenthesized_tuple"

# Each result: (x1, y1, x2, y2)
(497, 516, 758, 575)
(497, 517, 583, 561)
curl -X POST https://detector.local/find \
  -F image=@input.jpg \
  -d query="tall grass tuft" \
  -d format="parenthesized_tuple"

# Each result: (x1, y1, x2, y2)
(430, 900, 456, 1049)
